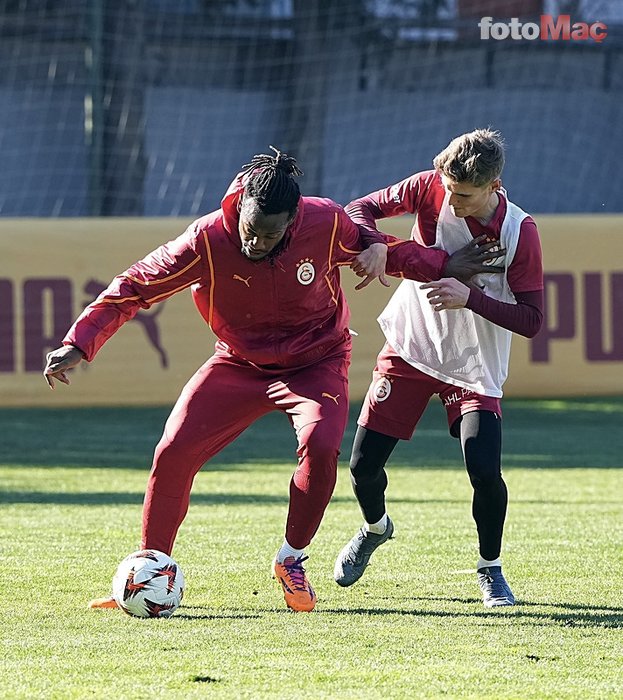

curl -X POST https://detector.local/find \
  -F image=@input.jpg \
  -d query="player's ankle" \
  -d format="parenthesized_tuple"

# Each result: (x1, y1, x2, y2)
(276, 540, 305, 564)
(364, 513, 388, 535)
(477, 556, 502, 570)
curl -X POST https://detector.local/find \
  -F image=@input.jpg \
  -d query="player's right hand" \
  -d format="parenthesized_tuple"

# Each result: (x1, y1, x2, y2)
(43, 345, 85, 389)
(443, 234, 507, 282)
(351, 243, 390, 290)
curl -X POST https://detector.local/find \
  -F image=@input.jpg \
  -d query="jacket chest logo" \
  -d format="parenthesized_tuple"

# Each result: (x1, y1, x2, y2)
(232, 274, 252, 287)
(296, 258, 315, 286)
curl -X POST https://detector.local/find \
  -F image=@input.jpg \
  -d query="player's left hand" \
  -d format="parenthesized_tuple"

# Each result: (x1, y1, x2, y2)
(351, 243, 390, 290)
(420, 277, 470, 310)
(43, 345, 84, 389)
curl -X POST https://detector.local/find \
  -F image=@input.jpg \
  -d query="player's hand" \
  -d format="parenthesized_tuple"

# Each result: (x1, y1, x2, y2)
(43, 345, 84, 389)
(421, 278, 471, 311)
(351, 243, 390, 290)
(443, 235, 506, 282)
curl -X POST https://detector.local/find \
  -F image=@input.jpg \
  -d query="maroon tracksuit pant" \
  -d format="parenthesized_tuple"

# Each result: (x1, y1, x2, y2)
(141, 348, 350, 554)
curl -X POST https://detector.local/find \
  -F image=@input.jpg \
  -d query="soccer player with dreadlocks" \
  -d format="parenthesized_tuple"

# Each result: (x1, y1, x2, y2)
(44, 147, 502, 612)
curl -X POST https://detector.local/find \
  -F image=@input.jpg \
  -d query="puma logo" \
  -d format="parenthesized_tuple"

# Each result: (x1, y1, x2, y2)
(84, 280, 169, 368)
(322, 392, 340, 405)
(233, 274, 251, 287)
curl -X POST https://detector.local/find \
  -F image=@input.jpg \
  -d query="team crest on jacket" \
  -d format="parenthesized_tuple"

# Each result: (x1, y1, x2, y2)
(296, 258, 315, 285)
(372, 376, 392, 402)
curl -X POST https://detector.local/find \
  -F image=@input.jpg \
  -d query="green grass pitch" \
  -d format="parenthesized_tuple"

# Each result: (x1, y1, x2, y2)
(1, 398, 622, 699)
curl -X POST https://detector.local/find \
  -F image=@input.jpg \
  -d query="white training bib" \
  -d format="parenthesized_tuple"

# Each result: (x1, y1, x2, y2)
(378, 189, 527, 397)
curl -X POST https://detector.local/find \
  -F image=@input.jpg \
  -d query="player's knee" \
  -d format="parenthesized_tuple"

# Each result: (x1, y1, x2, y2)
(349, 428, 397, 482)
(302, 441, 340, 468)
(467, 462, 502, 490)
(154, 433, 180, 460)
(152, 434, 199, 479)
(299, 421, 341, 458)
(349, 449, 383, 484)
(297, 437, 340, 479)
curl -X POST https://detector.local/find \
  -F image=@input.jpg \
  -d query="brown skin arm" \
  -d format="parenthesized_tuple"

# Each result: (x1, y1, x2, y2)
(442, 235, 506, 281)
(43, 345, 85, 389)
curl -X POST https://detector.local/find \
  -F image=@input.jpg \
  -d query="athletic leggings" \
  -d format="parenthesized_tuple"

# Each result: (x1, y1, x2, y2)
(349, 410, 507, 560)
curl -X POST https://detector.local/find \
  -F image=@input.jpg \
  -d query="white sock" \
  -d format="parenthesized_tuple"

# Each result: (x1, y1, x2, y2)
(276, 540, 305, 563)
(364, 513, 388, 535)
(477, 556, 502, 570)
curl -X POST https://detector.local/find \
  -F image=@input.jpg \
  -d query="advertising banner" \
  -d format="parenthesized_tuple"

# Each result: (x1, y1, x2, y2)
(1, 215, 621, 406)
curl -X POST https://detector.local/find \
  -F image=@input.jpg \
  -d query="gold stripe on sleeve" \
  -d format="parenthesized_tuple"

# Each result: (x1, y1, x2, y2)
(94, 295, 142, 305)
(94, 276, 200, 307)
(202, 229, 216, 327)
(338, 241, 361, 255)
(147, 277, 201, 304)
(124, 255, 201, 286)
(327, 212, 339, 269)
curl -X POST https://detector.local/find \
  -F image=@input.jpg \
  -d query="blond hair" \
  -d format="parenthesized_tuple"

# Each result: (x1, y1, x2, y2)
(433, 128, 505, 187)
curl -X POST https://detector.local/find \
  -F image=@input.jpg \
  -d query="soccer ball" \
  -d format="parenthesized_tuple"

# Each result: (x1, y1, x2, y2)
(112, 549, 185, 618)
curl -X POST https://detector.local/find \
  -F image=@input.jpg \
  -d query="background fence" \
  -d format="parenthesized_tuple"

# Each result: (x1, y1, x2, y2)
(0, 0, 621, 217)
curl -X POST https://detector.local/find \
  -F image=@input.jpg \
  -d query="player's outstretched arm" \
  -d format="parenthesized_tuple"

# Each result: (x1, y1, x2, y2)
(331, 206, 389, 290)
(43, 345, 85, 389)
(63, 226, 204, 363)
(383, 234, 504, 284)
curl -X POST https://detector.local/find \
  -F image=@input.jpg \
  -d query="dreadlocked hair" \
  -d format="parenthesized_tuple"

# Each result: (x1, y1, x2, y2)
(240, 146, 303, 216)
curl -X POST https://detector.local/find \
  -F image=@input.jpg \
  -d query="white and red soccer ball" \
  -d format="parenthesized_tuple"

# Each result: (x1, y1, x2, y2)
(112, 549, 185, 618)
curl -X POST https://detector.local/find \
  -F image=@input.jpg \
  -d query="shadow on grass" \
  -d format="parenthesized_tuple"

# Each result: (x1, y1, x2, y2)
(426, 596, 623, 614)
(0, 490, 470, 506)
(2, 398, 623, 470)
(101, 600, 623, 628)
(319, 603, 623, 629)
(174, 611, 261, 621)
(2, 487, 621, 507)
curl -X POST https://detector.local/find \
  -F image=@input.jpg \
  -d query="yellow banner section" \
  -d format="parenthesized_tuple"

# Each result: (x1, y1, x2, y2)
(1, 215, 622, 407)
(1, 219, 208, 407)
